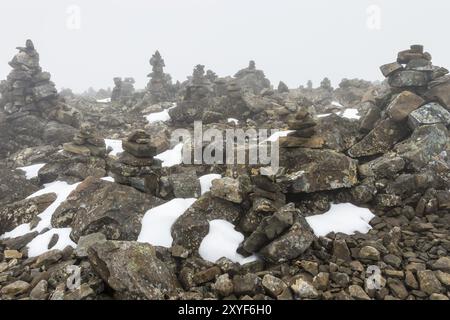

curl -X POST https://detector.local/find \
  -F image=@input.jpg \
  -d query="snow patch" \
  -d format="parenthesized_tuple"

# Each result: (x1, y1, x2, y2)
(227, 118, 239, 125)
(138, 198, 196, 247)
(155, 143, 184, 167)
(145, 109, 171, 123)
(27, 228, 76, 258)
(101, 176, 115, 182)
(306, 203, 375, 237)
(199, 174, 221, 195)
(97, 98, 111, 103)
(199, 220, 258, 264)
(0, 181, 80, 239)
(104, 139, 123, 156)
(264, 130, 295, 143)
(341, 108, 361, 120)
(17, 163, 46, 180)
(317, 113, 332, 118)
(332, 101, 344, 108)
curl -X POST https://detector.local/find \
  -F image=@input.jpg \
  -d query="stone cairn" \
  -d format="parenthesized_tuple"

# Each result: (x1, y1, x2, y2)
(0, 40, 58, 115)
(111, 77, 135, 103)
(169, 65, 214, 123)
(63, 123, 106, 158)
(145, 50, 173, 103)
(110, 130, 161, 194)
(279, 109, 318, 148)
(234, 60, 271, 94)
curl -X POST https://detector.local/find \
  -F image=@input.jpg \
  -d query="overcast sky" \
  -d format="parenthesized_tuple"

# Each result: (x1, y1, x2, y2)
(1, 0, 449, 93)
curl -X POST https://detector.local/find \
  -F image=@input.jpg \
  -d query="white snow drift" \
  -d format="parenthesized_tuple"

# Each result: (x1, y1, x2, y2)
(17, 163, 46, 180)
(306, 203, 375, 237)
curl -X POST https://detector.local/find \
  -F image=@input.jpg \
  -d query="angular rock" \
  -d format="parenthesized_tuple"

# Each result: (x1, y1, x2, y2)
(88, 241, 181, 299)
(210, 176, 252, 203)
(279, 148, 358, 193)
(348, 119, 410, 157)
(408, 102, 450, 129)
(52, 177, 164, 242)
(386, 91, 425, 122)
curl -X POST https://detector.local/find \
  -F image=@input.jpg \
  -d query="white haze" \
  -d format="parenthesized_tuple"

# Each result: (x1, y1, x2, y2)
(1, 0, 450, 93)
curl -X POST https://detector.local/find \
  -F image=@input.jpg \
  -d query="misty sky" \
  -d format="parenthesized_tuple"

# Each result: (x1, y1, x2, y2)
(1, 0, 449, 93)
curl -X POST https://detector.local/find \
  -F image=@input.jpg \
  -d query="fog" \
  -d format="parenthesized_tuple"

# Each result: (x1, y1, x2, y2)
(1, 0, 449, 92)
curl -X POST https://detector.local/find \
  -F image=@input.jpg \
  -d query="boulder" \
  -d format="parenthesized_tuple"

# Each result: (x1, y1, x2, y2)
(386, 91, 425, 122)
(279, 148, 358, 193)
(0, 193, 56, 235)
(88, 241, 181, 299)
(210, 176, 252, 203)
(171, 193, 242, 251)
(408, 102, 450, 129)
(348, 119, 410, 158)
(51, 176, 165, 242)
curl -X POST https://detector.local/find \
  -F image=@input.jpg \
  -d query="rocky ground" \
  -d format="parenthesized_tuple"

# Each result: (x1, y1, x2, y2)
(0, 42, 449, 300)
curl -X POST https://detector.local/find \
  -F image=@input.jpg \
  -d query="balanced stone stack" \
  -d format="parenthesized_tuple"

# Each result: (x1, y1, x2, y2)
(350, 44, 450, 158)
(145, 51, 173, 104)
(169, 65, 214, 124)
(279, 109, 319, 148)
(110, 130, 161, 194)
(63, 123, 106, 158)
(234, 60, 271, 94)
(38, 123, 107, 183)
(0, 40, 78, 158)
(0, 40, 57, 115)
(111, 77, 135, 103)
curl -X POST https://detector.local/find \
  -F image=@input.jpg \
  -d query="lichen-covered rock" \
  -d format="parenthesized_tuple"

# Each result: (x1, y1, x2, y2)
(279, 148, 358, 193)
(88, 241, 181, 299)
(394, 124, 448, 171)
(52, 176, 165, 242)
(348, 119, 410, 158)
(0, 193, 56, 235)
(408, 102, 450, 129)
(171, 193, 242, 251)
(386, 91, 425, 121)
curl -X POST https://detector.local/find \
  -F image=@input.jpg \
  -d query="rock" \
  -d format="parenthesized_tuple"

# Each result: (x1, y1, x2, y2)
(332, 239, 352, 262)
(279, 148, 358, 193)
(4, 250, 22, 259)
(291, 278, 318, 299)
(33, 249, 63, 268)
(435, 271, 450, 287)
(243, 203, 296, 253)
(386, 91, 425, 121)
(408, 102, 450, 129)
(52, 177, 164, 242)
(394, 124, 448, 171)
(359, 246, 380, 261)
(348, 285, 370, 300)
(430, 293, 449, 301)
(387, 278, 408, 300)
(358, 154, 405, 179)
(64, 283, 95, 300)
(193, 266, 221, 285)
(417, 270, 443, 295)
(432, 257, 450, 273)
(170, 170, 201, 198)
(277, 81, 289, 93)
(213, 274, 234, 297)
(426, 81, 450, 109)
(380, 62, 403, 77)
(262, 274, 287, 298)
(75, 233, 107, 258)
(1, 280, 30, 296)
(88, 241, 181, 299)
(210, 176, 252, 203)
(29, 280, 48, 300)
(0, 166, 39, 207)
(171, 193, 242, 251)
(359, 103, 381, 132)
(388, 70, 428, 88)
(0, 193, 55, 235)
(312, 272, 329, 291)
(259, 220, 315, 263)
(348, 119, 409, 158)
(233, 274, 263, 296)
